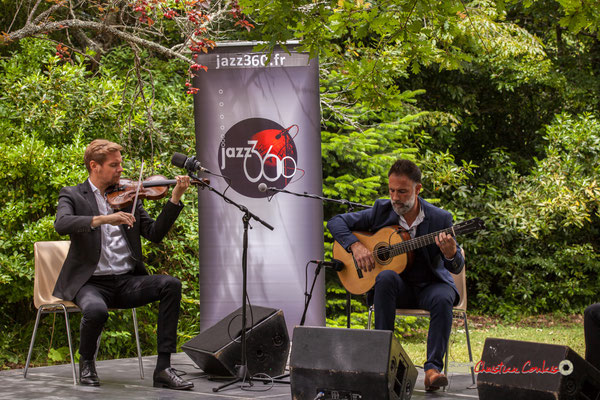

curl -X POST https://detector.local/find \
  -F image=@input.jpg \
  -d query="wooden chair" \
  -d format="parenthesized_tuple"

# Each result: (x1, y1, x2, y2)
(24, 241, 144, 384)
(367, 262, 475, 385)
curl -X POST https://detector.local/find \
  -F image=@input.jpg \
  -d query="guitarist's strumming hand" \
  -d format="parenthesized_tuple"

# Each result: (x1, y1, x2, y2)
(435, 232, 457, 260)
(350, 241, 376, 272)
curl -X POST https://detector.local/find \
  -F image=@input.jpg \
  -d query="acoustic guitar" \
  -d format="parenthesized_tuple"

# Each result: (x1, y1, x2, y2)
(332, 218, 485, 294)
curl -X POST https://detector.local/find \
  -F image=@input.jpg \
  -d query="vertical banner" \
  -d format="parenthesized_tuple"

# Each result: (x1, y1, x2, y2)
(193, 43, 324, 334)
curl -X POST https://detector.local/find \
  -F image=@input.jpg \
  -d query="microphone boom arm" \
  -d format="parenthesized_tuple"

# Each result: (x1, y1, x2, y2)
(265, 187, 370, 211)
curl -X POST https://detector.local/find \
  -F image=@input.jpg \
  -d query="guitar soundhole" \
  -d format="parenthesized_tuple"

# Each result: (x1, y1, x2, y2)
(374, 243, 392, 265)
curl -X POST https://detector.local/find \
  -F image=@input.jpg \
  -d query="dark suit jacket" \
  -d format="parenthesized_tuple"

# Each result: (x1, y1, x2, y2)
(327, 197, 464, 303)
(53, 180, 184, 300)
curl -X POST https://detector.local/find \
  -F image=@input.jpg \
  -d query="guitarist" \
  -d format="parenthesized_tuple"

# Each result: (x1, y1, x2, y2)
(327, 159, 464, 392)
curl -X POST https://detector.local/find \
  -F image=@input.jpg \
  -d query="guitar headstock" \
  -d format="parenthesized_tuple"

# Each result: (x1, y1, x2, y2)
(453, 218, 485, 235)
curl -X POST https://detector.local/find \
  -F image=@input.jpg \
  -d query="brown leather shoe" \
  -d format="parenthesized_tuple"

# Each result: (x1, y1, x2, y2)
(424, 368, 448, 392)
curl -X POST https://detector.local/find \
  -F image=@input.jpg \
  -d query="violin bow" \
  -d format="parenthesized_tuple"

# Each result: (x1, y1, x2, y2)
(130, 160, 145, 216)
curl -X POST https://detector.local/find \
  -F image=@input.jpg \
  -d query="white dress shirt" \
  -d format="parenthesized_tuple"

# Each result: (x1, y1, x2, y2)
(397, 202, 425, 239)
(88, 179, 134, 276)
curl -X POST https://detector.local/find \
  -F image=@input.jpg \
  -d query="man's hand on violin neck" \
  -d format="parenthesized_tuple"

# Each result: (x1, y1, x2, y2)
(170, 175, 190, 204)
(92, 212, 136, 228)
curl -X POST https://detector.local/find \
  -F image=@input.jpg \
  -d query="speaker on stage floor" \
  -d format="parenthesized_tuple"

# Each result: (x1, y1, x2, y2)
(182, 305, 289, 377)
(477, 338, 600, 400)
(289, 326, 417, 400)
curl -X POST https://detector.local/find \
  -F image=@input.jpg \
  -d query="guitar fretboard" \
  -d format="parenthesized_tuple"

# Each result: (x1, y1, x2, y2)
(374, 226, 456, 258)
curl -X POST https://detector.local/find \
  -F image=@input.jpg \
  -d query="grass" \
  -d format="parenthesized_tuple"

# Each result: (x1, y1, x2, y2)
(399, 314, 585, 371)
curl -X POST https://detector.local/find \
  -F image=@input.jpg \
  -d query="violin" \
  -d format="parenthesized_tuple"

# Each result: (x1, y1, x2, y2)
(106, 175, 210, 210)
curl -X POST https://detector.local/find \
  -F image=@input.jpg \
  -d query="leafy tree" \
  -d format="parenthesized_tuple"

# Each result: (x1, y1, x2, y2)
(454, 113, 600, 318)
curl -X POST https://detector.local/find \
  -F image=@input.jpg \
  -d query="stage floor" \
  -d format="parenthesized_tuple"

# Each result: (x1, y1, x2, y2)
(1, 353, 479, 400)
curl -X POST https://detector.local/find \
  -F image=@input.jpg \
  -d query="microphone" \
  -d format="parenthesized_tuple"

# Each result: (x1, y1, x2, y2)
(258, 183, 283, 193)
(310, 259, 344, 271)
(171, 152, 211, 173)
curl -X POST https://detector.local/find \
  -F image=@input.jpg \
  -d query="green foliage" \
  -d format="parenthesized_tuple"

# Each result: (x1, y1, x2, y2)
(0, 38, 199, 367)
(242, 0, 476, 107)
(457, 113, 600, 318)
(518, 0, 600, 36)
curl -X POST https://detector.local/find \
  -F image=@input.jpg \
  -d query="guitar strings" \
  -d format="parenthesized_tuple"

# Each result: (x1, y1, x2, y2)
(372, 227, 455, 259)
(370, 220, 479, 259)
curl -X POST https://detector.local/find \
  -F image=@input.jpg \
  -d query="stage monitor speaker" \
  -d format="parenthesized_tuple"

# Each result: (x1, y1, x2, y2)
(289, 326, 417, 400)
(477, 337, 600, 400)
(182, 305, 289, 377)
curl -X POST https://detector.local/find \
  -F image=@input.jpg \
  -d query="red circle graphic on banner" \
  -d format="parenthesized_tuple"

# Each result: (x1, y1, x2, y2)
(217, 118, 303, 198)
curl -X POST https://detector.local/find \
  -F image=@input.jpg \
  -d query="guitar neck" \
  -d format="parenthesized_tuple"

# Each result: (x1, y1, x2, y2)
(387, 226, 456, 257)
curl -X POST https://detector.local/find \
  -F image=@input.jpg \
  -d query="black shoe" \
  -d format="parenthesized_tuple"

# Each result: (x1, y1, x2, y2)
(79, 359, 100, 386)
(153, 367, 194, 390)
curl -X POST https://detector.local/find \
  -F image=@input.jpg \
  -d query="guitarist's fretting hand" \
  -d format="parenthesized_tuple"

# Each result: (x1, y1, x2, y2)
(350, 241, 376, 272)
(434, 232, 457, 260)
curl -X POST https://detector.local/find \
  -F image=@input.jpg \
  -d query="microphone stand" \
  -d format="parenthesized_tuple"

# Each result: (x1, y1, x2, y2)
(265, 186, 370, 328)
(264, 260, 325, 385)
(257, 188, 369, 385)
(186, 170, 274, 392)
(300, 261, 326, 326)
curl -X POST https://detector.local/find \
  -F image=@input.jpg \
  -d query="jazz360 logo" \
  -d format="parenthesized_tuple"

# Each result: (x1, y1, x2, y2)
(218, 118, 305, 198)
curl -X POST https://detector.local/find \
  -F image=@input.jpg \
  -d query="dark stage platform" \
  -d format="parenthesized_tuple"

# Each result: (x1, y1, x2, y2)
(1, 353, 479, 400)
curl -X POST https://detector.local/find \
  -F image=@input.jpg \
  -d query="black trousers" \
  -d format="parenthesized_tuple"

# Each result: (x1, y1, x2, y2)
(373, 270, 456, 372)
(584, 303, 600, 370)
(74, 273, 182, 360)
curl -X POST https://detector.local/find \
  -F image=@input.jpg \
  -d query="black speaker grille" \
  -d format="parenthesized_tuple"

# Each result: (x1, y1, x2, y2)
(290, 326, 417, 400)
(182, 305, 289, 377)
(477, 338, 600, 400)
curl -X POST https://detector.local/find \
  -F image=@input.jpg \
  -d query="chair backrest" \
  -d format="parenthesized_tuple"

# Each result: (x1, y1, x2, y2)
(33, 241, 77, 309)
(451, 265, 467, 312)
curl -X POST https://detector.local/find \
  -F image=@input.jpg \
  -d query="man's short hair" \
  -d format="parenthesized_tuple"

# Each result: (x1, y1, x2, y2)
(84, 139, 122, 172)
(388, 159, 422, 183)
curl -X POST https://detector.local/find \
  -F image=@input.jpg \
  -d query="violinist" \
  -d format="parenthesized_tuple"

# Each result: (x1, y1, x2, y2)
(53, 139, 194, 390)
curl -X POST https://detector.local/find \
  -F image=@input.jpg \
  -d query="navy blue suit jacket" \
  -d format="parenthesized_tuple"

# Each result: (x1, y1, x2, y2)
(327, 197, 464, 303)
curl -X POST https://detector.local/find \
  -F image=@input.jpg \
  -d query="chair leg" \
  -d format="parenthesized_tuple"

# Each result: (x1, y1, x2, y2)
(462, 311, 475, 384)
(131, 308, 144, 379)
(367, 305, 374, 330)
(443, 334, 450, 392)
(24, 306, 77, 385)
(346, 292, 352, 328)
(60, 304, 78, 385)
(444, 338, 449, 376)
(87, 309, 144, 380)
(94, 329, 102, 361)
(24, 307, 44, 379)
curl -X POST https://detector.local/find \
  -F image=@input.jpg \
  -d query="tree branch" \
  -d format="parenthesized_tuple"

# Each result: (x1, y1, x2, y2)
(3, 18, 193, 64)
(26, 0, 46, 25)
